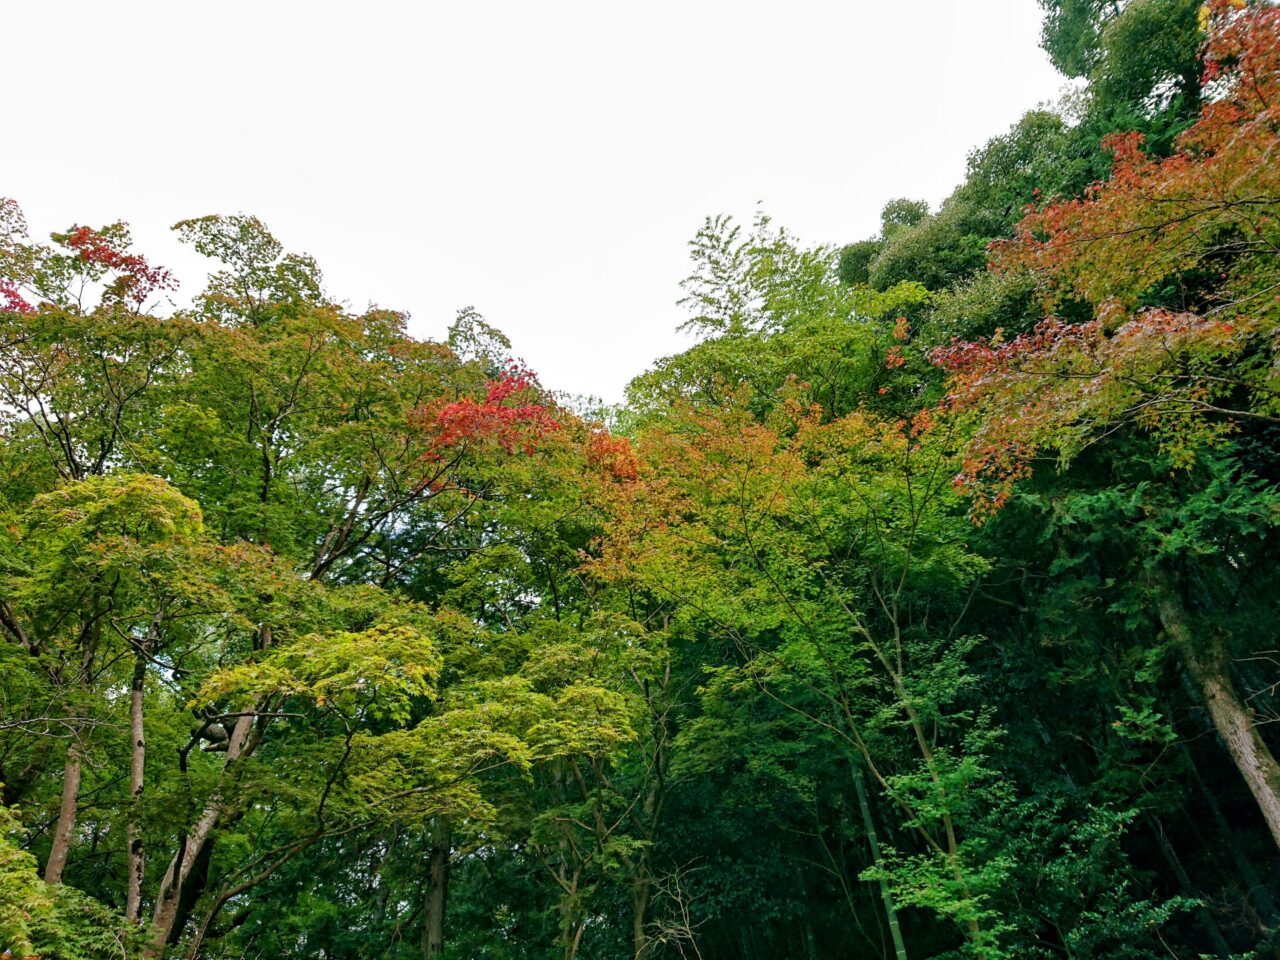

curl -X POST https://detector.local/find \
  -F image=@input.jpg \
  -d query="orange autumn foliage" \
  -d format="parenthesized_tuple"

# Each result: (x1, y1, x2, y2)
(937, 0, 1280, 514)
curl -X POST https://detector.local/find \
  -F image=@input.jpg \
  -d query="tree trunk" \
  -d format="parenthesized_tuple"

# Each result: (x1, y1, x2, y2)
(1147, 816, 1232, 958)
(172, 840, 214, 950)
(1155, 585, 1280, 853)
(146, 712, 255, 956)
(423, 821, 451, 959)
(852, 760, 908, 960)
(43, 745, 82, 884)
(45, 616, 100, 886)
(564, 921, 585, 960)
(631, 876, 651, 959)
(126, 651, 147, 922)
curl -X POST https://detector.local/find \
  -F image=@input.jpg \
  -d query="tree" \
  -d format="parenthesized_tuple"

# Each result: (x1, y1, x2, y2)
(599, 392, 1011, 957)
(938, 0, 1280, 862)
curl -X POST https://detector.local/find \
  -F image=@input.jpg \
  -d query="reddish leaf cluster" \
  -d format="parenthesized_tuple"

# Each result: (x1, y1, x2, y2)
(933, 317, 1102, 379)
(429, 362, 561, 455)
(65, 225, 177, 306)
(938, 0, 1280, 517)
(587, 431, 639, 482)
(0, 280, 33, 313)
(934, 309, 1249, 514)
(907, 406, 934, 439)
(1200, 0, 1279, 95)
(990, 0, 1280, 312)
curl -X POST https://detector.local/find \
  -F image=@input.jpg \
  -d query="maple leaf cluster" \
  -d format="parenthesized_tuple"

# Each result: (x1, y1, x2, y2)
(0, 280, 33, 313)
(426, 362, 561, 455)
(989, 0, 1280, 312)
(63, 224, 177, 306)
(587, 430, 640, 482)
(937, 0, 1280, 515)
(934, 309, 1249, 513)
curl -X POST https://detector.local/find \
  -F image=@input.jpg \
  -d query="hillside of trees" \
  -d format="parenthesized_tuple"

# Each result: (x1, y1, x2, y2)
(2, 1, 1280, 957)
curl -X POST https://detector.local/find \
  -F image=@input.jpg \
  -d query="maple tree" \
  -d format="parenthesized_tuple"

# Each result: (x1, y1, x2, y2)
(596, 391, 1010, 957)
(941, 0, 1280, 510)
(935, 0, 1280, 885)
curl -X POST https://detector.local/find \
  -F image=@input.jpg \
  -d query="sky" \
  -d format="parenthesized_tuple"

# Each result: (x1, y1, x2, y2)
(5, 1, 1068, 402)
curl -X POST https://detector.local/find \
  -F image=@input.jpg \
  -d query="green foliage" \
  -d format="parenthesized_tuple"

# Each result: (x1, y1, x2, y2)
(2, 6, 1277, 957)
(880, 199, 932, 238)
(1038, 0, 1112, 77)
(197, 623, 441, 724)
(867, 200, 997, 292)
(627, 213, 936, 424)
(1039, 0, 1205, 119)
(921, 270, 1039, 344)
(837, 239, 882, 286)
(0, 804, 138, 959)
(1091, 0, 1205, 112)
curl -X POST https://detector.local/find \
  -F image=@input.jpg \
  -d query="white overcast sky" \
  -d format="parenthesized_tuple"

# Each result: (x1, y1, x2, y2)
(6, 1, 1067, 402)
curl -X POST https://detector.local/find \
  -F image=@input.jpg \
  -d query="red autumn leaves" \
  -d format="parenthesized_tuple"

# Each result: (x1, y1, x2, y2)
(417, 361, 640, 482)
(0, 217, 178, 313)
(426, 362, 562, 456)
(933, 0, 1280, 514)
(0, 282, 31, 313)
(62, 225, 177, 307)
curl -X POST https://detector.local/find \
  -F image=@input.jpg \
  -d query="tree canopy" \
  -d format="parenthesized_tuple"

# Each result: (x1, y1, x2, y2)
(3, 3, 1280, 958)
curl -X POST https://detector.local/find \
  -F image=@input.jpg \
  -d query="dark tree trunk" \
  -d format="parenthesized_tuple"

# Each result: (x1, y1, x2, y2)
(423, 821, 451, 959)
(147, 712, 255, 956)
(631, 876, 651, 959)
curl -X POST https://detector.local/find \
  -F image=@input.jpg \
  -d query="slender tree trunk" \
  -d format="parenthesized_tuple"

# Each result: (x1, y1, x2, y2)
(126, 650, 147, 922)
(1147, 816, 1232, 958)
(146, 712, 255, 956)
(1155, 585, 1280, 853)
(43, 744, 82, 884)
(423, 821, 451, 959)
(631, 876, 651, 959)
(852, 760, 908, 960)
(45, 615, 100, 885)
(880, 678, 983, 956)
(375, 826, 400, 930)
(149, 624, 269, 955)
(1178, 737, 1279, 925)
(173, 840, 216, 950)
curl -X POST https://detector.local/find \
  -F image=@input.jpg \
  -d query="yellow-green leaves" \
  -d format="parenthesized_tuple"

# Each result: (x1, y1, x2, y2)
(197, 624, 441, 726)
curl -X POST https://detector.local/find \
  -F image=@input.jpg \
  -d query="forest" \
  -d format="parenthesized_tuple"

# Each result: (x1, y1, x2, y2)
(2, 1, 1279, 957)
